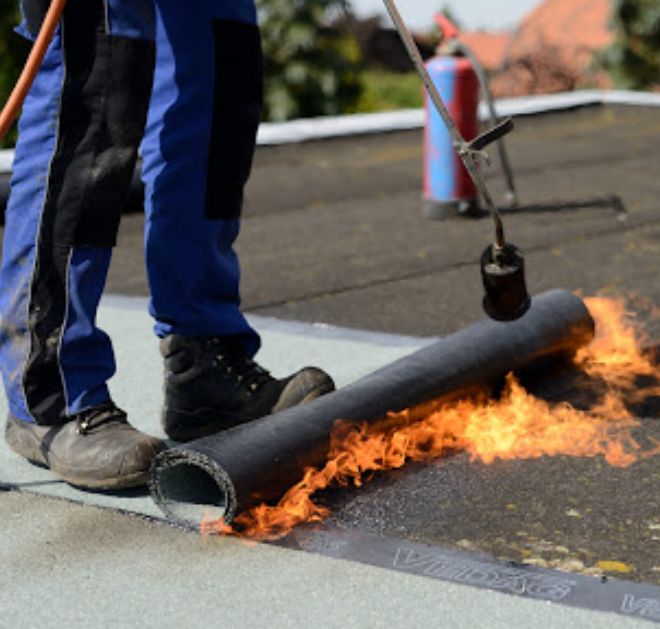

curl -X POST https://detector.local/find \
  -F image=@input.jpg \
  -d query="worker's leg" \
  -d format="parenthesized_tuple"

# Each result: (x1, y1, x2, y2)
(142, 1, 334, 442)
(0, 0, 155, 425)
(1, 0, 163, 490)
(141, 0, 261, 356)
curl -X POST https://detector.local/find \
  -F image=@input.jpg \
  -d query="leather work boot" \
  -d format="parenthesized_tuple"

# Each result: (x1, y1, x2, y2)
(160, 335, 336, 442)
(5, 402, 165, 490)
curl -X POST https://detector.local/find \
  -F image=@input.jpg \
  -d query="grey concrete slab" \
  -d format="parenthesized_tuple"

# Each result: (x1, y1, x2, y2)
(2, 490, 655, 629)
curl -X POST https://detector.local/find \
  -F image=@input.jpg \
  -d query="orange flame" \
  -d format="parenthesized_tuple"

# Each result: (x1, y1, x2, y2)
(204, 296, 659, 540)
(577, 297, 658, 392)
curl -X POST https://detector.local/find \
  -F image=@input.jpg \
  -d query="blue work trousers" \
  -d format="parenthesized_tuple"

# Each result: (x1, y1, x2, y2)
(0, 0, 261, 424)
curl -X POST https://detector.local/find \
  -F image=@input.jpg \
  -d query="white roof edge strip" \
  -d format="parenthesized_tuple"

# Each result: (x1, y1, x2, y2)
(1, 90, 659, 171)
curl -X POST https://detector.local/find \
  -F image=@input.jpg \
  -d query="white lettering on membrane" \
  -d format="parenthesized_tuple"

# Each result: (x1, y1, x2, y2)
(621, 594, 660, 620)
(393, 547, 576, 600)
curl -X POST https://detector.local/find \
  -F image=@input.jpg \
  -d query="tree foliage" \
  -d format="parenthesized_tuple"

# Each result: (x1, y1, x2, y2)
(257, 0, 364, 120)
(601, 0, 660, 89)
(0, 0, 29, 148)
(0, 0, 364, 147)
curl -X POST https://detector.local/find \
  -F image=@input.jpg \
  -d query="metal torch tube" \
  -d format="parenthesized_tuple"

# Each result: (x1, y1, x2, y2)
(150, 290, 595, 529)
(381, 0, 506, 248)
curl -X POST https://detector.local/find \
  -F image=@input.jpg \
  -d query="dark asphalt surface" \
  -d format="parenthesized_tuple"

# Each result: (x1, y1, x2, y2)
(99, 105, 660, 340)
(325, 359, 660, 585)
(1, 104, 659, 585)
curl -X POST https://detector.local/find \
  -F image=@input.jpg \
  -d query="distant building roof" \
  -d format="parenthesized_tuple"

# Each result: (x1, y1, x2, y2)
(490, 0, 614, 97)
(459, 31, 513, 72)
(511, 0, 612, 57)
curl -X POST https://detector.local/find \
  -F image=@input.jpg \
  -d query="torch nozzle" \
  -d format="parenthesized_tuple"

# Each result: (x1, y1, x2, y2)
(481, 243, 531, 322)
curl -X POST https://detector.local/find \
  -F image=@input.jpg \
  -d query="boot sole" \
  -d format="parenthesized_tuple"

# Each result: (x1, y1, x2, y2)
(163, 379, 336, 443)
(54, 470, 149, 491)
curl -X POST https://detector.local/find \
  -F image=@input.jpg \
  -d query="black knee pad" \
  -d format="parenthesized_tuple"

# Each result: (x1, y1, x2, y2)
(68, 33, 155, 247)
(38, 0, 155, 249)
(205, 19, 263, 220)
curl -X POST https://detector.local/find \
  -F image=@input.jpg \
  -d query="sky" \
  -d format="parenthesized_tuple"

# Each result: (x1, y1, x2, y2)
(351, 0, 545, 31)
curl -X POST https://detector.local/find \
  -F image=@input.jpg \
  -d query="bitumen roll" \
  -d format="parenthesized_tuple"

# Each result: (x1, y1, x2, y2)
(149, 289, 595, 530)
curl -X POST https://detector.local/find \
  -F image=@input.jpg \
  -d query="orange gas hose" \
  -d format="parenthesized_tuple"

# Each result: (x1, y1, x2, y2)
(0, 0, 68, 142)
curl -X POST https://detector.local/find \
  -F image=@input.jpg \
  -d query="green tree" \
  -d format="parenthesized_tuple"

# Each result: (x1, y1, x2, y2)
(0, 1, 364, 141)
(257, 0, 363, 120)
(0, 1, 29, 148)
(601, 0, 660, 89)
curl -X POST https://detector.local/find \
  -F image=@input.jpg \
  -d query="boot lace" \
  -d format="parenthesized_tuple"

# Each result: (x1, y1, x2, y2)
(75, 402, 128, 435)
(205, 337, 273, 394)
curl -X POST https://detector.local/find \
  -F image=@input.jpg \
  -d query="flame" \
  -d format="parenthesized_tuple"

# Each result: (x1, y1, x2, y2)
(577, 297, 658, 391)
(204, 296, 659, 540)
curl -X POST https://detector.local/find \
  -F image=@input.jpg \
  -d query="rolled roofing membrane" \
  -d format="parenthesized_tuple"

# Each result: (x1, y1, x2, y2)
(150, 290, 595, 529)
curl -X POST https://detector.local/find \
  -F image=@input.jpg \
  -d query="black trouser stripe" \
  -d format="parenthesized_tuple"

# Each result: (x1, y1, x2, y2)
(206, 19, 263, 220)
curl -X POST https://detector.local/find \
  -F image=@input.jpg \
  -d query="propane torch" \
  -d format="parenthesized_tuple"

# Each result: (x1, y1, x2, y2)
(382, 0, 531, 321)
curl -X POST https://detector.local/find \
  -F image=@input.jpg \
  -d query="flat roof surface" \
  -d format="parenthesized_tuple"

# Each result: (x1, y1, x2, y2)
(104, 104, 660, 339)
(1, 103, 659, 627)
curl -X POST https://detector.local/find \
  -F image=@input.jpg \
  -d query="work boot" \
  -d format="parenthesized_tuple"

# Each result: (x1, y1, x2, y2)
(4, 402, 165, 490)
(160, 335, 335, 442)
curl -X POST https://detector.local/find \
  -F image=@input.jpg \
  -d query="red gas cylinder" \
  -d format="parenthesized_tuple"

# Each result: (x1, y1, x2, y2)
(423, 20, 480, 219)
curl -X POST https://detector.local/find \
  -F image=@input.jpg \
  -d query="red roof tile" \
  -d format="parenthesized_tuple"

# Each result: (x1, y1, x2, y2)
(509, 0, 612, 63)
(490, 0, 614, 96)
(459, 31, 513, 72)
